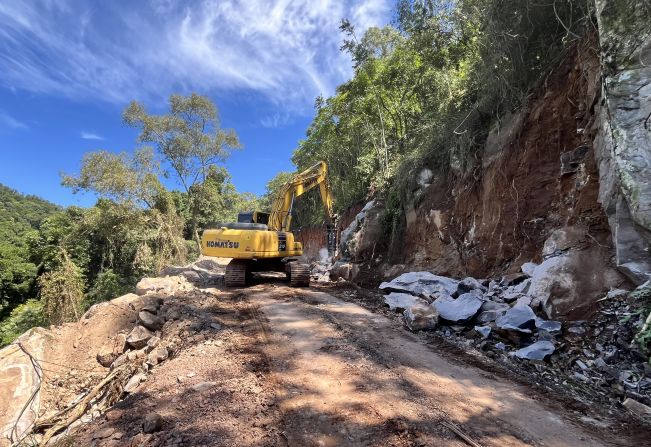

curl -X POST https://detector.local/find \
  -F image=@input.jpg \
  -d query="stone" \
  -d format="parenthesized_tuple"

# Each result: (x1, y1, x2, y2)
(96, 349, 117, 368)
(380, 272, 459, 300)
(210, 322, 222, 330)
(146, 347, 168, 367)
(528, 251, 621, 319)
(560, 145, 589, 175)
(513, 279, 531, 295)
(191, 381, 216, 392)
(622, 398, 651, 419)
(513, 341, 555, 360)
(456, 277, 487, 296)
(330, 261, 355, 281)
(433, 291, 483, 323)
(111, 353, 129, 369)
(474, 326, 491, 339)
(124, 373, 146, 393)
(496, 304, 536, 333)
(501, 273, 528, 286)
(136, 277, 180, 295)
(476, 301, 509, 324)
(501, 292, 521, 303)
(138, 311, 164, 331)
(166, 308, 181, 321)
(534, 318, 561, 334)
(403, 304, 439, 331)
(92, 427, 116, 440)
(494, 342, 507, 351)
(515, 296, 532, 307)
(542, 226, 587, 256)
(146, 336, 160, 352)
(384, 292, 427, 312)
(142, 412, 163, 433)
(126, 326, 153, 350)
(181, 270, 201, 283)
(521, 262, 538, 276)
(113, 333, 128, 354)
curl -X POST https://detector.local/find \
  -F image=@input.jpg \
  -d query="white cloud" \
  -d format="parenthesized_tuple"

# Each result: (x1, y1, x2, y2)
(0, 0, 391, 114)
(0, 110, 27, 130)
(80, 131, 104, 140)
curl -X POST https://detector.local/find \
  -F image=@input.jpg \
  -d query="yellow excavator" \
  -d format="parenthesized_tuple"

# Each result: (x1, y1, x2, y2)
(201, 161, 336, 287)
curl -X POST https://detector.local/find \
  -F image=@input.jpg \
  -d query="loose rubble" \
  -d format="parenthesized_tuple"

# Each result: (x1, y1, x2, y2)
(378, 265, 651, 418)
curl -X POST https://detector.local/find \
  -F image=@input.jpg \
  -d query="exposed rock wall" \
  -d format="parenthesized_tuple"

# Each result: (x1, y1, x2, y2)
(594, 0, 651, 285)
(317, 34, 645, 319)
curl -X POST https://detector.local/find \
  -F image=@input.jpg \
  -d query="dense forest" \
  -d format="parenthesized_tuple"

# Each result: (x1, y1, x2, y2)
(0, 0, 601, 346)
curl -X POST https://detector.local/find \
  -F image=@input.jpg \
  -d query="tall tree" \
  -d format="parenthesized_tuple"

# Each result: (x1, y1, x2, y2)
(123, 93, 242, 246)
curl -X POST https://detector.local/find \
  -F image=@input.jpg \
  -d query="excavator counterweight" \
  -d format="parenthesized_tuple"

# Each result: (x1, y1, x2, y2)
(201, 161, 336, 287)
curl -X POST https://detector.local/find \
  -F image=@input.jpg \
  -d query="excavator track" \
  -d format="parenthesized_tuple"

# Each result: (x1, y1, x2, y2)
(225, 260, 247, 287)
(288, 262, 310, 287)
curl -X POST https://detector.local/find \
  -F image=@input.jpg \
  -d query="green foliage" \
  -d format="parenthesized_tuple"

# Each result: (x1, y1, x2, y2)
(0, 184, 59, 313)
(260, 171, 294, 211)
(0, 299, 45, 347)
(294, 0, 593, 246)
(86, 269, 128, 306)
(61, 147, 162, 207)
(39, 251, 85, 325)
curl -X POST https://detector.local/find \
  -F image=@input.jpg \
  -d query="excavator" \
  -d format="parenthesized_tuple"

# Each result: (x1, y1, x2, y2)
(200, 161, 336, 287)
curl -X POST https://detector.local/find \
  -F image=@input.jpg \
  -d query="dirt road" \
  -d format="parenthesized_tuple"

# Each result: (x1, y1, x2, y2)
(69, 280, 644, 446)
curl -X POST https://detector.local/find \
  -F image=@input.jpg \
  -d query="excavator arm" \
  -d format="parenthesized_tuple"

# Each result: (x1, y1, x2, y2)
(268, 161, 334, 232)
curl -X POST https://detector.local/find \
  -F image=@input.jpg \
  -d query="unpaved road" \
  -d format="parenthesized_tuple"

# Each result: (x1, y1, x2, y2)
(70, 280, 645, 446)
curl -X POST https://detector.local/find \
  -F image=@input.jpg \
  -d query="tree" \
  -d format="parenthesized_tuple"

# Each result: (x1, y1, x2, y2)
(62, 147, 161, 208)
(39, 249, 85, 324)
(123, 93, 242, 247)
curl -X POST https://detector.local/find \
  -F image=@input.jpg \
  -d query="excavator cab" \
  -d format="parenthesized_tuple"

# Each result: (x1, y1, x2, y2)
(237, 211, 270, 225)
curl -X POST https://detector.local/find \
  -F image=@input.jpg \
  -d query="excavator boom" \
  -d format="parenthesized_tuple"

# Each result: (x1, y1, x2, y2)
(268, 161, 334, 231)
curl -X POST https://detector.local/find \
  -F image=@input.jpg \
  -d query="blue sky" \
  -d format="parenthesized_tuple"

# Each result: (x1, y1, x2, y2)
(0, 0, 392, 207)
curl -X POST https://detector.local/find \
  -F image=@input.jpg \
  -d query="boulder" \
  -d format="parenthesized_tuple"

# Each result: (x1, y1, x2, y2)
(521, 262, 538, 276)
(180, 270, 201, 283)
(456, 277, 487, 296)
(143, 412, 163, 433)
(126, 326, 154, 350)
(474, 326, 491, 339)
(528, 250, 621, 319)
(191, 381, 217, 392)
(138, 311, 164, 331)
(476, 301, 509, 324)
(124, 373, 146, 393)
(96, 348, 117, 368)
(433, 291, 483, 323)
(534, 318, 561, 334)
(330, 261, 359, 281)
(403, 304, 439, 331)
(513, 279, 531, 294)
(136, 277, 182, 296)
(146, 347, 169, 367)
(495, 304, 537, 333)
(513, 341, 555, 360)
(380, 272, 459, 300)
(384, 293, 427, 312)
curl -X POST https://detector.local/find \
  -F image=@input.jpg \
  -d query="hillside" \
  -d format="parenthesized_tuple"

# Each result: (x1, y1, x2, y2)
(0, 184, 59, 318)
